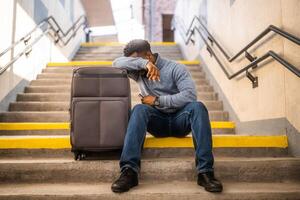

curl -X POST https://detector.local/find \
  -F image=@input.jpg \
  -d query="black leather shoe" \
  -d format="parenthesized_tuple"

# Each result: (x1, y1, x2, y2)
(197, 171, 223, 192)
(111, 167, 138, 193)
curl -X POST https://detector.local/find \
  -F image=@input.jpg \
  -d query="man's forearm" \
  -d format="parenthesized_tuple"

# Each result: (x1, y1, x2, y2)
(112, 57, 148, 71)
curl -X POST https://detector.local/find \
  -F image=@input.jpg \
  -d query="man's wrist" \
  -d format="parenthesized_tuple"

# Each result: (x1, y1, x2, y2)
(154, 96, 160, 106)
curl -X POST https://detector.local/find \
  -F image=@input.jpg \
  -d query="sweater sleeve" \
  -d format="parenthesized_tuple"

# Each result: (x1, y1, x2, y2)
(158, 64, 197, 108)
(112, 56, 148, 71)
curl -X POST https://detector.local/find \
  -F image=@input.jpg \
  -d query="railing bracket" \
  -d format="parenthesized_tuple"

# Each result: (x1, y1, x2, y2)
(24, 35, 31, 45)
(190, 29, 194, 36)
(53, 30, 60, 44)
(246, 70, 258, 88)
(245, 51, 258, 69)
(206, 46, 213, 57)
(207, 36, 213, 46)
(190, 38, 195, 44)
(25, 48, 32, 57)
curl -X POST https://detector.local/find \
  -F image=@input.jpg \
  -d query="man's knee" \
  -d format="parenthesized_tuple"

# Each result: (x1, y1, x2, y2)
(131, 104, 152, 117)
(132, 104, 151, 112)
(187, 101, 208, 113)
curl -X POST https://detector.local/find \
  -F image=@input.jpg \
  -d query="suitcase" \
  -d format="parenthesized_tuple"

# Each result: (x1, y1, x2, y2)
(70, 67, 131, 160)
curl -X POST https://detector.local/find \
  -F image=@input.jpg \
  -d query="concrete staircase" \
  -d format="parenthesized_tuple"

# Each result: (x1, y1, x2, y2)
(0, 43, 233, 135)
(0, 42, 299, 199)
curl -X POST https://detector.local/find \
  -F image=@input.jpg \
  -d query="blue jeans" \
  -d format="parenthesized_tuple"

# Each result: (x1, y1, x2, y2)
(120, 101, 214, 174)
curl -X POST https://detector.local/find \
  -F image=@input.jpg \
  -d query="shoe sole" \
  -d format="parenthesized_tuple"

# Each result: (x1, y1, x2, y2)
(198, 182, 223, 193)
(111, 183, 138, 193)
(111, 188, 130, 193)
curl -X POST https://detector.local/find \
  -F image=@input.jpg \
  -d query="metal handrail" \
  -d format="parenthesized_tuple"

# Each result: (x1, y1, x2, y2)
(0, 15, 87, 75)
(173, 16, 300, 88)
(186, 16, 300, 61)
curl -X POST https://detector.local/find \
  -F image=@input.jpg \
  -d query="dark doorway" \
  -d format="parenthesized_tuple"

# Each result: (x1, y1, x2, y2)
(162, 14, 174, 42)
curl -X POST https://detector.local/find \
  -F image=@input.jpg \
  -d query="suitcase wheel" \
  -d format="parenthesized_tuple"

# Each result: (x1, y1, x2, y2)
(74, 152, 86, 161)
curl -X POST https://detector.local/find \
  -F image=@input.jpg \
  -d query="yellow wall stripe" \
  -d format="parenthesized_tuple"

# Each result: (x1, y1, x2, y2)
(80, 42, 177, 47)
(0, 135, 288, 149)
(47, 60, 199, 67)
(0, 121, 234, 130)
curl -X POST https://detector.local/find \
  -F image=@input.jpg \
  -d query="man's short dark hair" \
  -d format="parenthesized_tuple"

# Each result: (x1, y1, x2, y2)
(123, 39, 151, 57)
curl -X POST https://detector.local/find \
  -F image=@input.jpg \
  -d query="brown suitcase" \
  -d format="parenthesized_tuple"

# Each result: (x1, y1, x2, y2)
(70, 67, 131, 160)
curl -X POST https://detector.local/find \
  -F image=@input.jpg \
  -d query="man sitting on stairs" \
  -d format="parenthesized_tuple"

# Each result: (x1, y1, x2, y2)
(111, 39, 223, 193)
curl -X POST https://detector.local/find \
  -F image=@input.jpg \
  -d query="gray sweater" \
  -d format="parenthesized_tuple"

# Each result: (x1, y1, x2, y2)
(112, 54, 197, 113)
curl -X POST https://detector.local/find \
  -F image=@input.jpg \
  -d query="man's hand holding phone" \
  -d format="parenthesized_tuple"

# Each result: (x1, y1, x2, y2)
(139, 94, 157, 106)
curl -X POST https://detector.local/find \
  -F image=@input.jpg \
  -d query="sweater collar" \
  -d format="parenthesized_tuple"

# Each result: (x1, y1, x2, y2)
(154, 53, 164, 70)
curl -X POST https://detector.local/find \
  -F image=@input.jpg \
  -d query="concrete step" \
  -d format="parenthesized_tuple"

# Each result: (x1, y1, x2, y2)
(16, 93, 70, 101)
(9, 100, 223, 112)
(74, 52, 183, 56)
(30, 79, 72, 86)
(38, 69, 204, 78)
(78, 47, 182, 51)
(46, 61, 199, 67)
(42, 65, 203, 73)
(24, 81, 213, 94)
(31, 79, 208, 89)
(42, 67, 77, 73)
(77, 50, 183, 54)
(73, 56, 184, 61)
(0, 157, 299, 183)
(24, 84, 213, 93)
(24, 85, 71, 93)
(74, 53, 183, 58)
(77, 46, 181, 50)
(9, 102, 70, 111)
(0, 110, 228, 122)
(0, 146, 288, 159)
(0, 112, 69, 122)
(76, 50, 183, 54)
(37, 71, 205, 79)
(79, 47, 182, 53)
(0, 129, 69, 136)
(30, 78, 209, 86)
(37, 71, 206, 79)
(16, 92, 217, 102)
(2, 181, 299, 200)
(0, 128, 233, 136)
(36, 73, 72, 79)
(79, 45, 181, 48)
(78, 46, 182, 51)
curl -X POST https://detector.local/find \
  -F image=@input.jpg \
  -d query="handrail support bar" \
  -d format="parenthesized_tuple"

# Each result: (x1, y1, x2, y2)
(246, 70, 258, 88)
